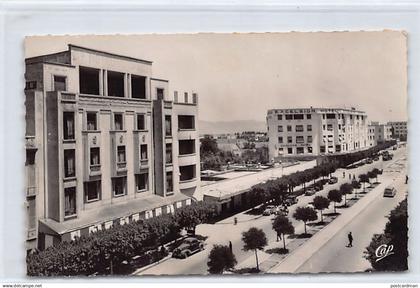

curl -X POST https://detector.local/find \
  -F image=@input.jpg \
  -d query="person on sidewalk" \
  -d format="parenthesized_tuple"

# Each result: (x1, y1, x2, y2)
(229, 241, 233, 254)
(347, 232, 353, 247)
(343, 171, 345, 178)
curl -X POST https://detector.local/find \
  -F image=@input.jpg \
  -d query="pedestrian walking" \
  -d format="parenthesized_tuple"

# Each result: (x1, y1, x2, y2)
(347, 232, 353, 247)
(349, 173, 351, 180)
(229, 241, 233, 254)
(234, 217, 238, 225)
(406, 175, 408, 184)
(343, 171, 345, 178)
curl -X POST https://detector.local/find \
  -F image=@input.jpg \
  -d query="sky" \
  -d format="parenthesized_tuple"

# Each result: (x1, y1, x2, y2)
(25, 32, 408, 123)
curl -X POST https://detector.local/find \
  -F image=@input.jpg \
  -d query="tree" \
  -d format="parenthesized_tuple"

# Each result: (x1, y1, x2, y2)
(312, 196, 330, 223)
(351, 180, 361, 198)
(327, 189, 342, 214)
(339, 183, 353, 207)
(364, 199, 408, 271)
(359, 174, 370, 193)
(367, 170, 377, 184)
(200, 136, 219, 155)
(272, 216, 295, 251)
(241, 227, 268, 271)
(248, 186, 270, 206)
(371, 168, 381, 183)
(293, 206, 317, 235)
(207, 245, 237, 274)
(174, 202, 216, 235)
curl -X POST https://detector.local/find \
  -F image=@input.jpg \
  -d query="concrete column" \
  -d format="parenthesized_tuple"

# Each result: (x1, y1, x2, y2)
(124, 73, 128, 98)
(103, 70, 108, 96)
(127, 74, 132, 98)
(99, 69, 104, 96)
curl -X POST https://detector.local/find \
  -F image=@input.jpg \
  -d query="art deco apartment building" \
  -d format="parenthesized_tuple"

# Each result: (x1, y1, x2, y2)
(267, 107, 368, 160)
(24, 45, 200, 251)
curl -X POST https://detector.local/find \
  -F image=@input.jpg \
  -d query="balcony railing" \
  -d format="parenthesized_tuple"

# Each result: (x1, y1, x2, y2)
(140, 159, 149, 167)
(26, 186, 37, 197)
(27, 228, 37, 240)
(117, 162, 127, 170)
(25, 136, 37, 150)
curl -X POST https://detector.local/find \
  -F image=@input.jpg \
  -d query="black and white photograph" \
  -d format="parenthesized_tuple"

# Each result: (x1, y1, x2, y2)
(23, 32, 408, 276)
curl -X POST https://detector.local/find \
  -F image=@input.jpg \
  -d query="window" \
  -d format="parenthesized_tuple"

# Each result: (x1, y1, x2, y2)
(278, 136, 283, 144)
(79, 67, 99, 95)
(63, 112, 75, 140)
(336, 145, 341, 152)
(178, 115, 195, 130)
(27, 198, 36, 229)
(277, 126, 283, 132)
(117, 146, 126, 163)
(90, 147, 100, 166)
(320, 146, 326, 153)
(64, 149, 75, 178)
(285, 115, 293, 120)
(322, 114, 325, 119)
(307, 125, 312, 132)
(296, 136, 304, 143)
(166, 143, 172, 164)
(140, 144, 148, 160)
(107, 71, 124, 97)
(293, 114, 304, 120)
(287, 148, 293, 154)
(64, 187, 76, 217)
(25, 81, 37, 90)
(278, 147, 284, 154)
(87, 112, 97, 131)
(131, 75, 146, 99)
(350, 115, 353, 120)
(295, 125, 304, 132)
(184, 92, 188, 103)
(287, 125, 292, 132)
(136, 173, 148, 192)
(84, 180, 101, 202)
(165, 115, 172, 136)
(114, 114, 123, 130)
(287, 136, 293, 143)
(326, 113, 336, 119)
(112, 177, 127, 197)
(306, 114, 311, 119)
(277, 114, 282, 120)
(308, 146, 313, 153)
(137, 114, 145, 130)
(296, 147, 304, 154)
(307, 135, 313, 143)
(180, 165, 196, 181)
(179, 139, 196, 155)
(192, 93, 198, 104)
(166, 172, 173, 193)
(323, 125, 326, 130)
(157, 88, 164, 100)
(338, 124, 341, 130)
(327, 124, 333, 131)
(54, 76, 66, 91)
(174, 91, 178, 103)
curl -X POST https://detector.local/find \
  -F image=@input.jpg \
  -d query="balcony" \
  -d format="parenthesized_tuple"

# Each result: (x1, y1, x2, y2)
(26, 186, 37, 197)
(89, 164, 101, 176)
(27, 228, 37, 240)
(140, 159, 149, 168)
(117, 162, 127, 171)
(179, 178, 198, 190)
(178, 153, 198, 166)
(25, 136, 37, 150)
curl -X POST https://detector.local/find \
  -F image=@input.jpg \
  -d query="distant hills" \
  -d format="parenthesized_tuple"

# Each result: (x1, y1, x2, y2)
(199, 120, 267, 135)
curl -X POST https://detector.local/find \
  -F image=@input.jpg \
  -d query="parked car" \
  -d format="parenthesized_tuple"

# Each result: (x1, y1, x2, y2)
(373, 155, 380, 161)
(284, 195, 298, 206)
(377, 169, 383, 175)
(366, 158, 373, 164)
(305, 188, 316, 196)
(383, 154, 392, 161)
(172, 237, 205, 259)
(393, 146, 397, 150)
(263, 205, 277, 216)
(328, 176, 338, 184)
(276, 206, 289, 216)
(383, 186, 397, 198)
(314, 182, 324, 191)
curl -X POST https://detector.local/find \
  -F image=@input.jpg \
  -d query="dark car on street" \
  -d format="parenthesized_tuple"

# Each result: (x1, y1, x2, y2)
(328, 176, 338, 184)
(172, 237, 205, 259)
(284, 195, 298, 206)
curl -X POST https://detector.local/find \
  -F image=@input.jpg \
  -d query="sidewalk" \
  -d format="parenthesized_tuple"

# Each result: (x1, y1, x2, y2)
(267, 173, 404, 273)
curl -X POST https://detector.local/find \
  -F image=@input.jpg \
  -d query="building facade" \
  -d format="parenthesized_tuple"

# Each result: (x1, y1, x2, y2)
(388, 121, 408, 141)
(25, 45, 200, 251)
(367, 122, 393, 146)
(267, 107, 368, 160)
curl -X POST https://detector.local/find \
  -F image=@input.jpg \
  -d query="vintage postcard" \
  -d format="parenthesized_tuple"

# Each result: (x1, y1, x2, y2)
(24, 32, 408, 276)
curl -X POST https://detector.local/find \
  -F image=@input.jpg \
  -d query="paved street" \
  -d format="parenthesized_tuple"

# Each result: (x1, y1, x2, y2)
(296, 155, 407, 273)
(137, 146, 407, 275)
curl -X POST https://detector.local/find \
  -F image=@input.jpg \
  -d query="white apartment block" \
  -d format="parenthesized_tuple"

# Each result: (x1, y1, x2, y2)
(267, 107, 368, 160)
(388, 121, 408, 140)
(368, 122, 393, 146)
(24, 45, 200, 251)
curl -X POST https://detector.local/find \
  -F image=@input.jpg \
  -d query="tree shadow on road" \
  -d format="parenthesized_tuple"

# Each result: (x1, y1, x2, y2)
(266, 247, 289, 254)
